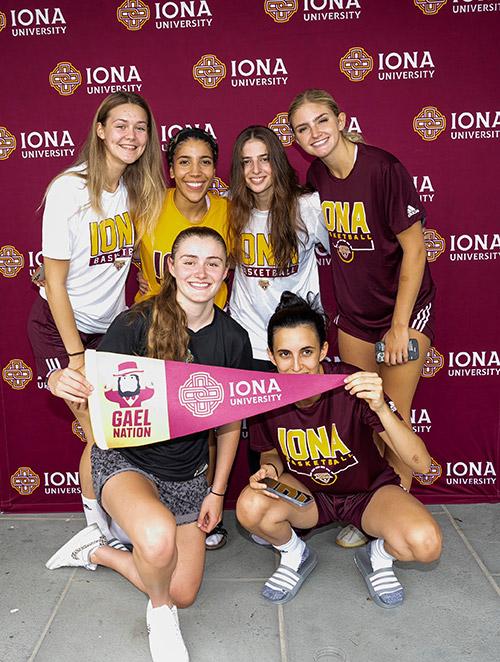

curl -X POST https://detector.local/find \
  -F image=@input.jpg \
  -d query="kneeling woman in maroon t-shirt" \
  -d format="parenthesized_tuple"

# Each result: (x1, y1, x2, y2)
(236, 292, 441, 609)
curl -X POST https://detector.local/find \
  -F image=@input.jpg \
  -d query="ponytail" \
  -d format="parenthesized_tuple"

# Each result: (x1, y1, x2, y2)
(145, 271, 190, 361)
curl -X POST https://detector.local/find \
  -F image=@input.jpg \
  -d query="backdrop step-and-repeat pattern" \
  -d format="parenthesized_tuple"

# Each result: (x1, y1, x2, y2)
(1, 0, 499, 512)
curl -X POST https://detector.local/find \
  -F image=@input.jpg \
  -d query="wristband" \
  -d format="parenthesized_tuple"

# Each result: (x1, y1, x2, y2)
(210, 487, 225, 497)
(263, 462, 280, 479)
(67, 350, 85, 357)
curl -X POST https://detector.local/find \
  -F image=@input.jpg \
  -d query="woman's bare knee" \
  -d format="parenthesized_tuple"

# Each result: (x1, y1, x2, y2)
(133, 517, 177, 567)
(170, 585, 200, 609)
(405, 520, 442, 563)
(236, 487, 274, 529)
(389, 520, 442, 563)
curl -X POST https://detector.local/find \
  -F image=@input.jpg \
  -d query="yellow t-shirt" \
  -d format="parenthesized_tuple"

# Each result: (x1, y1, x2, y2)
(135, 188, 228, 307)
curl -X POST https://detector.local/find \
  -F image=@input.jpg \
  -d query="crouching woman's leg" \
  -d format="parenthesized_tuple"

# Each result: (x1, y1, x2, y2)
(236, 472, 319, 605)
(99, 470, 179, 603)
(354, 484, 442, 609)
(91, 450, 209, 662)
(96, 469, 190, 661)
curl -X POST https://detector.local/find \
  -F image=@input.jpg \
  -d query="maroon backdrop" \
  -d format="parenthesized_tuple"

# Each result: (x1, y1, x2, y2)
(1, 0, 499, 512)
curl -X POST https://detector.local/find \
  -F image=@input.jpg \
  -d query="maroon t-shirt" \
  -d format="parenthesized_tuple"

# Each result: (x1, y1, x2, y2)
(250, 361, 398, 494)
(307, 143, 435, 335)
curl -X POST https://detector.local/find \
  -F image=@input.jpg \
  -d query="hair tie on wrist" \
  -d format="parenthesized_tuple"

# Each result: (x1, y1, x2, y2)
(210, 487, 225, 497)
(264, 463, 280, 479)
(67, 350, 85, 357)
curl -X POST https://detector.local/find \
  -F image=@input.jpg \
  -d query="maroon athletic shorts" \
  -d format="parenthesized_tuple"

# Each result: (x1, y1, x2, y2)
(27, 296, 103, 384)
(336, 299, 435, 345)
(312, 466, 401, 534)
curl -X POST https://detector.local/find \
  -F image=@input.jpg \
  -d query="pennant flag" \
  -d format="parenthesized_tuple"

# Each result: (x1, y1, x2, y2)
(86, 350, 348, 450)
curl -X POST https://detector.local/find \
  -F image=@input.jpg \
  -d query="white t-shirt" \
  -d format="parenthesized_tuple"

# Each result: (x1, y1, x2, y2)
(229, 192, 330, 360)
(40, 165, 134, 334)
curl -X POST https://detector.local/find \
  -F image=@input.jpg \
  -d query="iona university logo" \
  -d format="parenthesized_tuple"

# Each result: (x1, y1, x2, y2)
(413, 458, 443, 486)
(178, 372, 224, 417)
(72, 419, 87, 442)
(208, 177, 229, 196)
(49, 61, 82, 96)
(420, 347, 445, 378)
(193, 54, 226, 89)
(0, 128, 17, 160)
(264, 0, 299, 23)
(117, 0, 150, 30)
(340, 46, 373, 82)
(414, 0, 447, 15)
(11, 467, 41, 496)
(424, 228, 446, 262)
(3, 359, 33, 389)
(0, 245, 24, 276)
(413, 106, 446, 141)
(268, 112, 294, 147)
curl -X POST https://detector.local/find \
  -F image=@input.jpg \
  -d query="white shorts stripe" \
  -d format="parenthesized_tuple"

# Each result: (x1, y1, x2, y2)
(411, 302, 431, 333)
(45, 357, 62, 376)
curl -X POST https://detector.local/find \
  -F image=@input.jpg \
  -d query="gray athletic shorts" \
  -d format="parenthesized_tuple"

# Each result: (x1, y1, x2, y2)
(91, 445, 209, 525)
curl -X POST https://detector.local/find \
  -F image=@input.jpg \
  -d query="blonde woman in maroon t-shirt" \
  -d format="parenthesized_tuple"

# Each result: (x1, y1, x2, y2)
(288, 90, 435, 508)
(236, 292, 441, 609)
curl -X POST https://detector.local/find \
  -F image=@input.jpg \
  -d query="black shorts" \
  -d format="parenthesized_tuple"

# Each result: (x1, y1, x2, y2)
(27, 297, 103, 384)
(91, 445, 209, 525)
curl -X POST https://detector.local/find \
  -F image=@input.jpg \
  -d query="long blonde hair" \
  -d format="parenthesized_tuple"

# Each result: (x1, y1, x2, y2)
(288, 89, 364, 144)
(45, 92, 165, 241)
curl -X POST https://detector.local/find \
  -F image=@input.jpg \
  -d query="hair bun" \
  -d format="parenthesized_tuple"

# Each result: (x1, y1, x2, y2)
(276, 290, 304, 312)
(268, 290, 329, 350)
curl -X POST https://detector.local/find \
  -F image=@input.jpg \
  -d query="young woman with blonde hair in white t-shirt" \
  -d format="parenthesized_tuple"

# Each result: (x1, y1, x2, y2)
(27, 92, 165, 541)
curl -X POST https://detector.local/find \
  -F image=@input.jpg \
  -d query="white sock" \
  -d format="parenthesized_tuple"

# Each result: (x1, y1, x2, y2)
(273, 530, 305, 571)
(81, 496, 112, 539)
(147, 599, 179, 626)
(109, 519, 132, 546)
(369, 538, 396, 571)
(147, 601, 187, 662)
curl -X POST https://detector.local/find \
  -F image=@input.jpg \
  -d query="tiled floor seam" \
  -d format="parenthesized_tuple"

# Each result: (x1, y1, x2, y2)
(27, 568, 78, 661)
(204, 577, 271, 582)
(278, 604, 289, 662)
(0, 516, 76, 521)
(442, 505, 500, 597)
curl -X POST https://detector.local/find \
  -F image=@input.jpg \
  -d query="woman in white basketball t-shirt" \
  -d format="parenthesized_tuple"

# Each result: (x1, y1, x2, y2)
(27, 92, 165, 540)
(227, 125, 330, 371)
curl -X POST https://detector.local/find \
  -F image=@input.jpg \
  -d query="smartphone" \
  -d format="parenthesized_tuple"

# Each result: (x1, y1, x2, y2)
(375, 338, 419, 363)
(31, 263, 45, 284)
(262, 477, 314, 507)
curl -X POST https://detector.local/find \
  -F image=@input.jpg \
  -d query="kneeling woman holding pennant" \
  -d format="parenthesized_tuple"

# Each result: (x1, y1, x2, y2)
(236, 292, 441, 609)
(45, 227, 252, 662)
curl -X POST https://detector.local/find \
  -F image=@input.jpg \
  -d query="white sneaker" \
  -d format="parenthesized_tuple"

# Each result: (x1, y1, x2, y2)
(147, 600, 189, 662)
(205, 523, 227, 550)
(335, 524, 368, 549)
(46, 523, 107, 570)
(250, 533, 272, 547)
